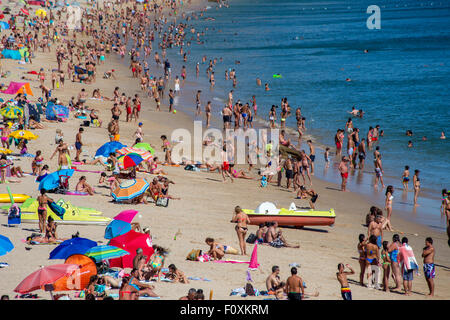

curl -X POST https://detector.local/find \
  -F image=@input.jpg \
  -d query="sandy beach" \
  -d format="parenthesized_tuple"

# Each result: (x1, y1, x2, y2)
(0, 0, 448, 301)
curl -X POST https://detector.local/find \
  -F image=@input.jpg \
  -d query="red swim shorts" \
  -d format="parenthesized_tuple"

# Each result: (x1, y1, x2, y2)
(341, 172, 349, 179)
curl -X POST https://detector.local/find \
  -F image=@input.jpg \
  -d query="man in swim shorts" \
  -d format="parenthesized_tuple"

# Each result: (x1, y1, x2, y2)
(336, 263, 355, 300)
(285, 267, 304, 301)
(75, 127, 84, 162)
(338, 156, 349, 192)
(422, 237, 435, 296)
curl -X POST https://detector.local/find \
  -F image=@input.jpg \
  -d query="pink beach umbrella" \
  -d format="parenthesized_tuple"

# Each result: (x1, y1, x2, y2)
(113, 210, 139, 224)
(14, 264, 79, 294)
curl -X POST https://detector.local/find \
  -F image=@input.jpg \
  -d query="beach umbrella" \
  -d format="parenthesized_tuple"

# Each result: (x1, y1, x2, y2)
(104, 219, 131, 239)
(84, 245, 129, 262)
(0, 234, 14, 256)
(116, 147, 153, 161)
(38, 169, 74, 191)
(49, 237, 97, 260)
(111, 178, 149, 202)
(9, 129, 38, 140)
(35, 9, 46, 17)
(0, 21, 9, 30)
(113, 209, 139, 224)
(120, 153, 144, 169)
(53, 254, 97, 292)
(14, 264, 79, 293)
(0, 147, 12, 154)
(133, 142, 155, 154)
(94, 141, 126, 158)
(0, 104, 23, 119)
(20, 8, 29, 15)
(108, 230, 153, 269)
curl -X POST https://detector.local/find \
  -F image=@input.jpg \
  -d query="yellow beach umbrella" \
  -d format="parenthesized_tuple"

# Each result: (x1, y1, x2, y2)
(0, 105, 23, 119)
(9, 130, 38, 140)
(35, 9, 47, 17)
(0, 148, 12, 154)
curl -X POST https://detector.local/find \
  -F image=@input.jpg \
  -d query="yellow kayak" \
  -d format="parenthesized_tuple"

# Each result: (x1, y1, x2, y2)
(21, 205, 111, 226)
(0, 194, 30, 203)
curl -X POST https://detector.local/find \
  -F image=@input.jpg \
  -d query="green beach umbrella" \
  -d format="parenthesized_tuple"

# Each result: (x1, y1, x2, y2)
(133, 142, 155, 155)
(84, 245, 129, 262)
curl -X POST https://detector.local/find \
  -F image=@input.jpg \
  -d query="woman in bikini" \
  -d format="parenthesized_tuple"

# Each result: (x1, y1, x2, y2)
(32, 150, 44, 176)
(147, 245, 168, 282)
(231, 206, 251, 255)
(388, 234, 402, 290)
(165, 264, 189, 283)
(413, 169, 420, 206)
(381, 241, 391, 292)
(160, 135, 173, 165)
(37, 189, 53, 234)
(0, 155, 8, 184)
(357, 234, 367, 286)
(1, 124, 10, 149)
(365, 235, 380, 289)
(384, 185, 394, 231)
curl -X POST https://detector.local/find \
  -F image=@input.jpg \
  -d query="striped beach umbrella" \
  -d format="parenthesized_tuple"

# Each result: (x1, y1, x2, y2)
(84, 245, 129, 262)
(118, 153, 144, 170)
(116, 147, 153, 161)
(0, 104, 23, 119)
(133, 142, 155, 154)
(111, 178, 149, 202)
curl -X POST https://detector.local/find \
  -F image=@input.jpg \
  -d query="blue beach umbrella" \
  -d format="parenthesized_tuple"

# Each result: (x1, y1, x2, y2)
(95, 141, 126, 158)
(38, 169, 74, 191)
(85, 245, 129, 262)
(0, 235, 14, 256)
(0, 22, 10, 30)
(49, 237, 97, 260)
(104, 220, 131, 239)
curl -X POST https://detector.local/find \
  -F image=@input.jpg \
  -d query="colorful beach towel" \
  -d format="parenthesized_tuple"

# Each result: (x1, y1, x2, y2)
(399, 244, 419, 272)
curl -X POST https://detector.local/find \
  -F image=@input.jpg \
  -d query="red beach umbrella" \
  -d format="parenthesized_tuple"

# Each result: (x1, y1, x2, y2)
(108, 230, 153, 268)
(113, 209, 139, 223)
(14, 264, 79, 294)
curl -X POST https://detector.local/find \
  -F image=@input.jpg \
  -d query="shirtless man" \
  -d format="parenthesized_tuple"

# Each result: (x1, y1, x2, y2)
(374, 154, 385, 188)
(284, 156, 294, 189)
(266, 266, 285, 299)
(50, 140, 71, 170)
(285, 267, 304, 301)
(222, 105, 232, 130)
(358, 138, 366, 169)
(148, 178, 162, 201)
(205, 101, 212, 128)
(336, 263, 355, 300)
(265, 221, 299, 248)
(338, 156, 349, 192)
(368, 215, 388, 248)
(422, 237, 435, 296)
(74, 127, 83, 162)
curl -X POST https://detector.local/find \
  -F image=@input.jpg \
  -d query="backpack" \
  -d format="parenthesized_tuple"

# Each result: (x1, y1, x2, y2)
(246, 233, 257, 244)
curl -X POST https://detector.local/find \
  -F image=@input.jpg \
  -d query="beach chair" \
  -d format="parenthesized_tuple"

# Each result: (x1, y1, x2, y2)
(54, 175, 70, 194)
(7, 204, 21, 226)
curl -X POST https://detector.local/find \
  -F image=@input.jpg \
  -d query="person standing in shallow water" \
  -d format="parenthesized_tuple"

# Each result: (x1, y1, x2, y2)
(231, 206, 250, 256)
(413, 169, 420, 206)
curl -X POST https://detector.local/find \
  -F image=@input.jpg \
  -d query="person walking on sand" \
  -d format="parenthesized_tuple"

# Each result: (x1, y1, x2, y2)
(37, 189, 53, 234)
(285, 267, 304, 301)
(336, 263, 355, 300)
(381, 241, 391, 292)
(307, 140, 315, 175)
(398, 237, 419, 296)
(413, 169, 420, 206)
(74, 127, 84, 163)
(384, 186, 394, 231)
(338, 156, 349, 192)
(357, 234, 367, 286)
(231, 206, 250, 256)
(422, 237, 435, 296)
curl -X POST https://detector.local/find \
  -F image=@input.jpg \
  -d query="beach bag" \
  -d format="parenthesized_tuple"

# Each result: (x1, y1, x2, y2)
(82, 120, 90, 127)
(156, 197, 169, 207)
(186, 249, 202, 261)
(246, 233, 257, 244)
(184, 164, 194, 171)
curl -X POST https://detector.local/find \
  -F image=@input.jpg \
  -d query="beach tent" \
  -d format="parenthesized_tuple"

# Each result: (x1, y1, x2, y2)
(46, 104, 69, 121)
(108, 230, 154, 269)
(1, 49, 21, 60)
(0, 82, 34, 96)
(53, 254, 97, 291)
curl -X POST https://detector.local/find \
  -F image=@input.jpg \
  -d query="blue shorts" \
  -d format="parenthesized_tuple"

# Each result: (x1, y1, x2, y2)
(377, 236, 382, 248)
(403, 269, 414, 281)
